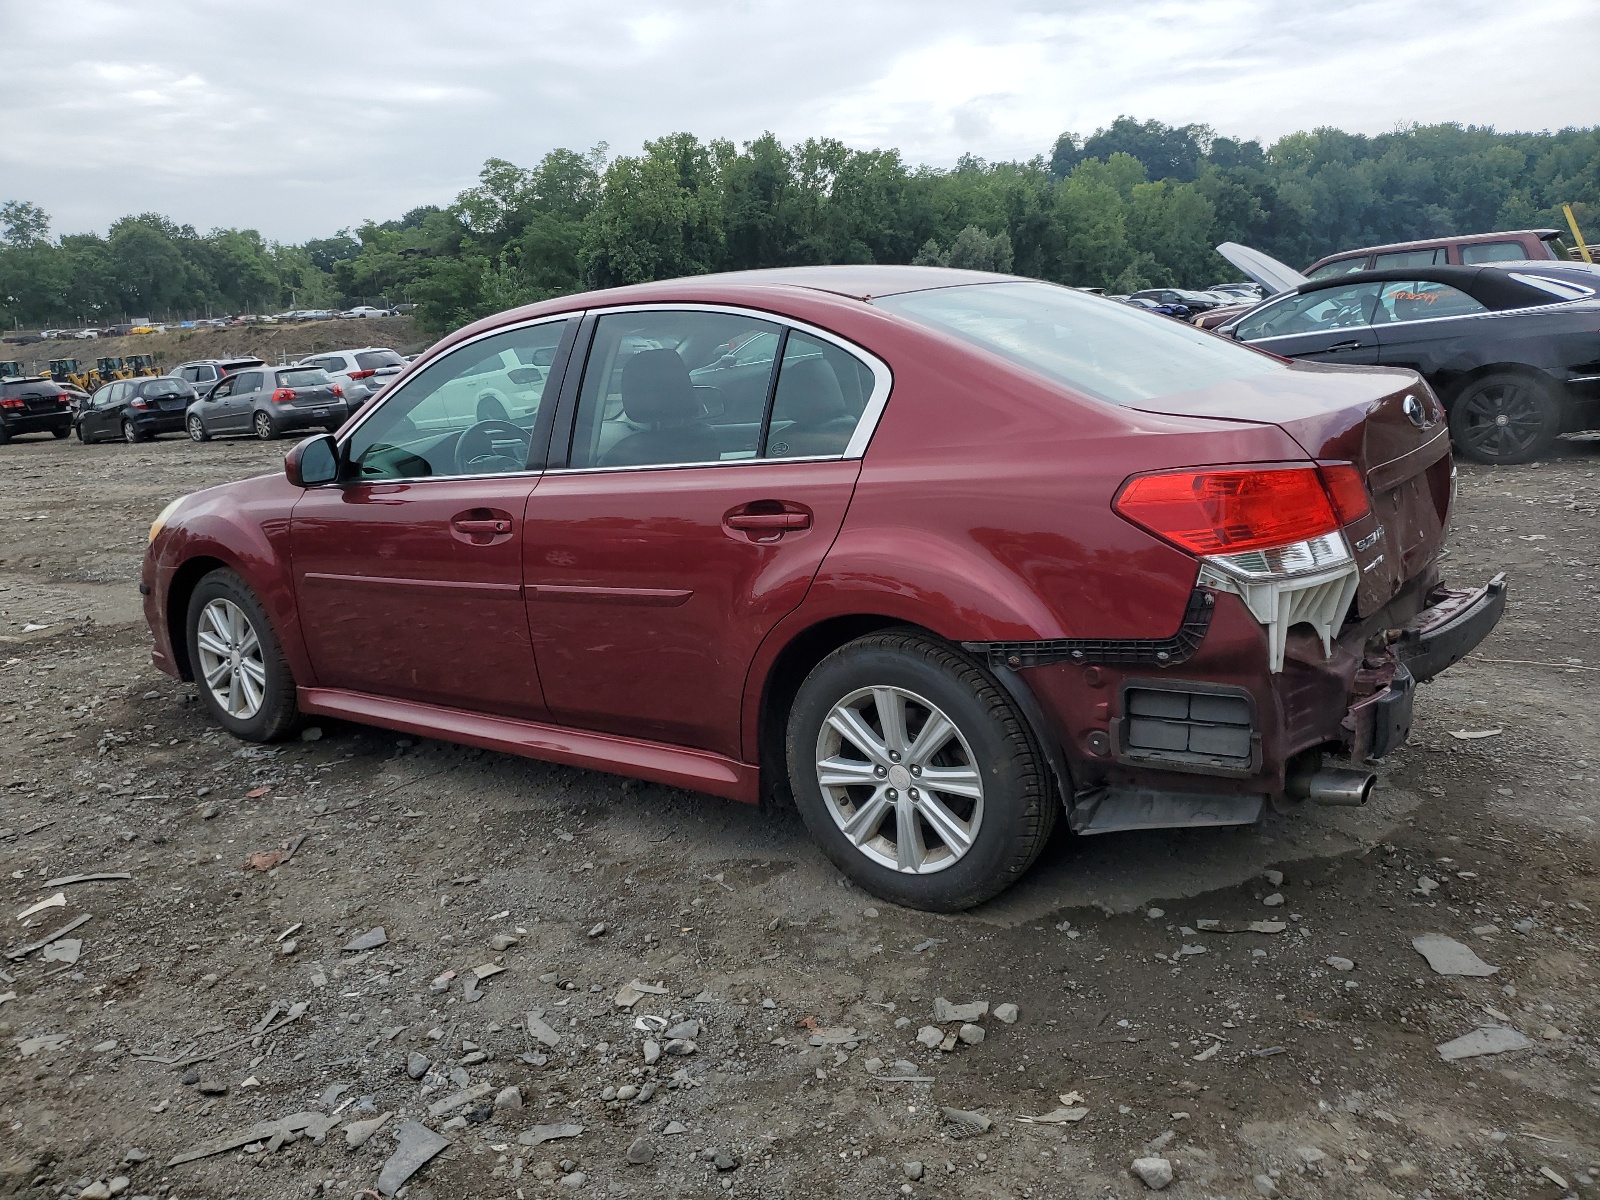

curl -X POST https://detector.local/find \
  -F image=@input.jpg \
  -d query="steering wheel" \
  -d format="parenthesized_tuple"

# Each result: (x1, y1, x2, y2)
(454, 419, 531, 475)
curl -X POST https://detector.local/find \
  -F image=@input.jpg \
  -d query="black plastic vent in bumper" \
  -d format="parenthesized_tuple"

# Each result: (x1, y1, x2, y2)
(964, 588, 1215, 670)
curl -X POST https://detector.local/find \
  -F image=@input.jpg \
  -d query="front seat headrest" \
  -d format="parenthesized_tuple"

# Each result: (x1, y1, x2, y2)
(621, 349, 698, 425)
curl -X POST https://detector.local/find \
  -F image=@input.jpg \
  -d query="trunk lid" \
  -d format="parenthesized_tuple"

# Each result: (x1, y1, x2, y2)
(1132, 362, 1453, 616)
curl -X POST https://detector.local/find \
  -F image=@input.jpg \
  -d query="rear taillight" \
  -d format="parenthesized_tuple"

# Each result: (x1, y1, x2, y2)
(56, 394, 71, 406)
(0, 398, 23, 410)
(130, 397, 149, 409)
(330, 384, 343, 397)
(348, 369, 374, 380)
(1114, 466, 1343, 556)
(1316, 462, 1371, 525)
(271, 388, 295, 404)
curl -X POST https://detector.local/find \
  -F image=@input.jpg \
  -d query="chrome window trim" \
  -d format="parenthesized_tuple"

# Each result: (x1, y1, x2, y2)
(1242, 292, 1597, 345)
(330, 301, 892, 486)
(575, 300, 894, 463)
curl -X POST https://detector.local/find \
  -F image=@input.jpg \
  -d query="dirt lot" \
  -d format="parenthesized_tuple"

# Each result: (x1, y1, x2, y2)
(5, 317, 429, 379)
(0, 428, 1597, 1200)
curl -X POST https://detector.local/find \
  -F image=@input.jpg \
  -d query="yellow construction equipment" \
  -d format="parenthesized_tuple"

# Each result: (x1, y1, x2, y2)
(125, 353, 159, 377)
(1563, 203, 1594, 265)
(48, 358, 100, 391)
(0, 361, 24, 379)
(96, 356, 132, 381)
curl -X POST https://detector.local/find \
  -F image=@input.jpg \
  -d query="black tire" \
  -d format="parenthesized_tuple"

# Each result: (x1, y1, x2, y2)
(0, 424, 11, 444)
(122, 419, 145, 444)
(51, 424, 70, 439)
(76, 422, 90, 444)
(187, 414, 210, 442)
(185, 568, 300, 742)
(1448, 372, 1563, 465)
(253, 411, 275, 440)
(785, 632, 1055, 911)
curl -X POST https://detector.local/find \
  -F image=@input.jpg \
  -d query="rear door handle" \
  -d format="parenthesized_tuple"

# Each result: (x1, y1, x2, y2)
(454, 518, 511, 534)
(726, 512, 810, 531)
(1326, 339, 1365, 352)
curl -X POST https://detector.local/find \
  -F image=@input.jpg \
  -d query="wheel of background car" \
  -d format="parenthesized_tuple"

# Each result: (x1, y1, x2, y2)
(453, 419, 530, 475)
(187, 414, 209, 443)
(185, 568, 299, 742)
(254, 411, 275, 440)
(51, 425, 69, 439)
(1448, 372, 1562, 466)
(784, 631, 1055, 912)
(76, 421, 90, 444)
(122, 419, 141, 444)
(0, 425, 11, 444)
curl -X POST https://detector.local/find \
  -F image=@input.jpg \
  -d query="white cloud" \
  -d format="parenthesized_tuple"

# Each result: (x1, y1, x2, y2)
(0, 0, 1595, 241)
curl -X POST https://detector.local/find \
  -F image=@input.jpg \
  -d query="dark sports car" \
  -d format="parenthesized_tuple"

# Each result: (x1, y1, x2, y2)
(1215, 262, 1600, 464)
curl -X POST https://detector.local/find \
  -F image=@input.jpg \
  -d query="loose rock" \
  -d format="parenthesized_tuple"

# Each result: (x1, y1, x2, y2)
(992, 1002, 1019, 1024)
(1412, 934, 1499, 977)
(1131, 1156, 1174, 1190)
(375, 1119, 449, 1196)
(957, 1023, 985, 1045)
(932, 997, 987, 1023)
(627, 1136, 655, 1165)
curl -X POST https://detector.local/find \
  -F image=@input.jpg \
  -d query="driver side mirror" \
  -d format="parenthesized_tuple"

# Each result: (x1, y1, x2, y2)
(285, 433, 340, 488)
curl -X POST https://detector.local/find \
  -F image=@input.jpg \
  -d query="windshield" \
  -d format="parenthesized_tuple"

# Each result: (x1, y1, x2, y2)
(875, 281, 1282, 406)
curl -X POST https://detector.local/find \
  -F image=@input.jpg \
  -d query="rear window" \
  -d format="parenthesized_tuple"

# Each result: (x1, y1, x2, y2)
(141, 380, 190, 398)
(278, 369, 332, 388)
(874, 280, 1281, 406)
(355, 350, 405, 370)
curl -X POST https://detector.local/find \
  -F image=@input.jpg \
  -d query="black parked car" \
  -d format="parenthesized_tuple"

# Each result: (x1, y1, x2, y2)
(0, 376, 74, 442)
(77, 376, 199, 443)
(1217, 264, 1600, 464)
(186, 365, 349, 441)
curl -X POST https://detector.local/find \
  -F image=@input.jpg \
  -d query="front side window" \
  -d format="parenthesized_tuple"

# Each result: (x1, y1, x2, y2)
(345, 318, 570, 481)
(764, 332, 875, 458)
(1460, 241, 1526, 265)
(568, 310, 783, 469)
(234, 372, 265, 394)
(1232, 283, 1382, 341)
(1372, 281, 1486, 323)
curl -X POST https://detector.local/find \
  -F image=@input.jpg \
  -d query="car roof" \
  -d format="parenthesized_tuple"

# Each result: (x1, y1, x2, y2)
(1295, 264, 1584, 310)
(1310, 229, 1562, 264)
(603, 264, 1023, 302)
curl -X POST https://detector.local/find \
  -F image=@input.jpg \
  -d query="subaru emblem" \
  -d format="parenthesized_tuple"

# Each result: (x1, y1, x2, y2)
(1402, 394, 1426, 427)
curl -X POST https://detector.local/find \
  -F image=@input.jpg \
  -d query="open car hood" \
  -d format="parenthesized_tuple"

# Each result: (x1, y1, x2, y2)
(1216, 242, 1309, 296)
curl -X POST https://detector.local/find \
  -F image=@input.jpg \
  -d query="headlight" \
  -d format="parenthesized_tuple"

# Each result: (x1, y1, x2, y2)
(149, 495, 188, 543)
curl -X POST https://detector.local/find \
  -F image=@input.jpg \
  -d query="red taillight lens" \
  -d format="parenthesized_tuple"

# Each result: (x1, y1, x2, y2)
(348, 369, 374, 380)
(271, 388, 295, 404)
(1316, 461, 1371, 525)
(0, 398, 23, 410)
(1114, 466, 1341, 556)
(130, 397, 149, 409)
(330, 384, 343, 396)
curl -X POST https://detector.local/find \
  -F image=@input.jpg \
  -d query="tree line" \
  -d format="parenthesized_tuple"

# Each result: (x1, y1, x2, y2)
(3, 117, 1596, 334)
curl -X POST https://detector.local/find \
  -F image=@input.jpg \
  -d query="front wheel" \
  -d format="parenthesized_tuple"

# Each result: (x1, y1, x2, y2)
(187, 414, 210, 442)
(185, 569, 299, 742)
(253, 411, 275, 440)
(785, 632, 1055, 911)
(1448, 373, 1563, 465)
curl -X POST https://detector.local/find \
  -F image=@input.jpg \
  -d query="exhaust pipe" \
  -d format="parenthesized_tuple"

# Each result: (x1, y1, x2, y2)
(1285, 760, 1376, 807)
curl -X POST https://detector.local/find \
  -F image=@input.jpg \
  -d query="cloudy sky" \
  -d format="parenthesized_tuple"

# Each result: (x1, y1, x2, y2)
(4, 0, 1597, 243)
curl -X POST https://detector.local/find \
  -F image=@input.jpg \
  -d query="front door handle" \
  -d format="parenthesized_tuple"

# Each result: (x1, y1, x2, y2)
(450, 509, 515, 546)
(453, 518, 511, 534)
(1326, 339, 1365, 352)
(726, 511, 810, 532)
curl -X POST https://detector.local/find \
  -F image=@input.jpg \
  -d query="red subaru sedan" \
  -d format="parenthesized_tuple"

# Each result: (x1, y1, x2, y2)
(141, 266, 1504, 911)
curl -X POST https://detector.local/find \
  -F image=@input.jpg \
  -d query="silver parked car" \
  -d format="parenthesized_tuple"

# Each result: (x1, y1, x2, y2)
(185, 365, 350, 442)
(295, 347, 407, 406)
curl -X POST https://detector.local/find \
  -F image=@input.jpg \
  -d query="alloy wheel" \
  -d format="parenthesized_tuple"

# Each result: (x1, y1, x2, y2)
(195, 598, 267, 720)
(254, 412, 273, 439)
(814, 685, 984, 875)
(123, 420, 137, 443)
(1457, 380, 1545, 460)
(188, 416, 205, 442)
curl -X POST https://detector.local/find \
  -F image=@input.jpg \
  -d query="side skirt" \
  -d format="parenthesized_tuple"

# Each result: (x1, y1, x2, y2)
(296, 687, 761, 804)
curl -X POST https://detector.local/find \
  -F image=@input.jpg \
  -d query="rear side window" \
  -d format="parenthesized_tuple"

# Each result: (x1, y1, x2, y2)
(1232, 283, 1382, 340)
(568, 310, 784, 468)
(355, 350, 405, 370)
(1305, 257, 1369, 280)
(1460, 241, 1527, 265)
(1373, 248, 1445, 269)
(278, 369, 332, 388)
(1372, 281, 1486, 323)
(878, 281, 1281, 406)
(764, 332, 874, 458)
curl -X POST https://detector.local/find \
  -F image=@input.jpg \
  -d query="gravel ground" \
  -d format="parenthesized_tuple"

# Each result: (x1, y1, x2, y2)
(0, 430, 1597, 1200)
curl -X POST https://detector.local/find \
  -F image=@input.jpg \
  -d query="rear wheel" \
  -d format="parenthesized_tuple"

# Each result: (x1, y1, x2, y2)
(785, 632, 1055, 912)
(1449, 372, 1563, 465)
(254, 411, 275, 440)
(122, 419, 144, 444)
(185, 569, 299, 742)
(51, 425, 69, 439)
(187, 414, 210, 443)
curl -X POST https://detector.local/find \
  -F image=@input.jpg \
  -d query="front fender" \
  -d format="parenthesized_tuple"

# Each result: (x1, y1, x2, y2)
(147, 473, 313, 686)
